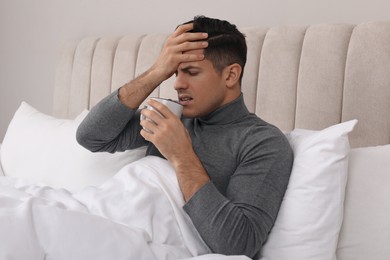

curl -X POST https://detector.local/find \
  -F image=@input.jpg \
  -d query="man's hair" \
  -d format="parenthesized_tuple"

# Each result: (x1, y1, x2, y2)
(184, 16, 247, 83)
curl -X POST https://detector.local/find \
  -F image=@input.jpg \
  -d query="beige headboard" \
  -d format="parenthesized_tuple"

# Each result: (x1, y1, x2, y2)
(53, 21, 390, 148)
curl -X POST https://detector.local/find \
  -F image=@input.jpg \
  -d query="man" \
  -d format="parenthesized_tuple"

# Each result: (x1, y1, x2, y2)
(77, 16, 293, 258)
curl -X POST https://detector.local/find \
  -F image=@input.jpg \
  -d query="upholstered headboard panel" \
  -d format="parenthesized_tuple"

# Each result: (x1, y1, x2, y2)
(53, 21, 390, 148)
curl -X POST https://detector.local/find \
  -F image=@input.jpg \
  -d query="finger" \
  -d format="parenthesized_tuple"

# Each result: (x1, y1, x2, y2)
(172, 24, 208, 42)
(140, 108, 162, 125)
(166, 41, 206, 64)
(177, 31, 208, 43)
(179, 55, 203, 65)
(176, 40, 208, 53)
(140, 128, 152, 141)
(147, 99, 174, 119)
(140, 118, 156, 134)
(140, 111, 163, 136)
(173, 23, 194, 36)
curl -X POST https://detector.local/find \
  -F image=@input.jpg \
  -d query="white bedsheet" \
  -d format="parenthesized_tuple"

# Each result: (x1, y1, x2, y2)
(0, 155, 250, 260)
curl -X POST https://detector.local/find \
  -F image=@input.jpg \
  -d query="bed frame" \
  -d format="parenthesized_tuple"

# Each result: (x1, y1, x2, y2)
(53, 21, 390, 148)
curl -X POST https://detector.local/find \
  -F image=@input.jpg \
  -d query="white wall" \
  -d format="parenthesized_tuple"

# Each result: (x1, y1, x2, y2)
(1, 0, 389, 142)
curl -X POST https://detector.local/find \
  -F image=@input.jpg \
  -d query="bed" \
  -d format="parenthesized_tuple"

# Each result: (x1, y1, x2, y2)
(1, 21, 389, 260)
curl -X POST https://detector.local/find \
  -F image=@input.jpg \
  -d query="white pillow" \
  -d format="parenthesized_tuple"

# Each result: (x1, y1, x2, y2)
(0, 143, 4, 176)
(337, 144, 390, 260)
(0, 102, 146, 192)
(260, 120, 358, 260)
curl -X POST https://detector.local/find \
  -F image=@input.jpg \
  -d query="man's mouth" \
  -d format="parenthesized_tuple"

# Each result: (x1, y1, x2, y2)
(178, 95, 193, 105)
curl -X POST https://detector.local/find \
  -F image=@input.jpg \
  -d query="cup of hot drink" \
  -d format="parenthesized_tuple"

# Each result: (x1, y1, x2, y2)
(140, 97, 183, 132)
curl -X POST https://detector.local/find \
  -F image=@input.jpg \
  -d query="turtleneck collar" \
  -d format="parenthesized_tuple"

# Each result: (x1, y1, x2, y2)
(195, 94, 250, 125)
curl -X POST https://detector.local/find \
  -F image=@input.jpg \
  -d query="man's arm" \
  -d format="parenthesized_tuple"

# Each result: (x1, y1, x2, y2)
(118, 23, 211, 201)
(140, 98, 210, 201)
(183, 129, 294, 258)
(118, 23, 208, 109)
(77, 23, 208, 153)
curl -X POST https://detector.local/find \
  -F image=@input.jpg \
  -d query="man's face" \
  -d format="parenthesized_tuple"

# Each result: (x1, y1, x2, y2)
(174, 49, 229, 118)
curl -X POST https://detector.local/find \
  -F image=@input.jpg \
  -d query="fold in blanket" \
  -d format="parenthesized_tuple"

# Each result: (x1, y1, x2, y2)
(0, 156, 250, 260)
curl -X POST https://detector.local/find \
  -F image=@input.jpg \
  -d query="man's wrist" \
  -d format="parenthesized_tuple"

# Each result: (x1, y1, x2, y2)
(118, 67, 165, 109)
(171, 151, 210, 202)
(149, 63, 173, 83)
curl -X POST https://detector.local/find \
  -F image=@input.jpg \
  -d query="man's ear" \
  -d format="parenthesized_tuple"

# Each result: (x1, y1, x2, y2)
(224, 63, 242, 88)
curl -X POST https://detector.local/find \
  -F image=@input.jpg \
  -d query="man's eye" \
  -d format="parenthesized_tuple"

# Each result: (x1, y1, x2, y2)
(188, 71, 198, 76)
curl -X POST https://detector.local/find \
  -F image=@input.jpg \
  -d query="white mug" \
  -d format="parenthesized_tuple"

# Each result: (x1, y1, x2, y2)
(140, 97, 183, 132)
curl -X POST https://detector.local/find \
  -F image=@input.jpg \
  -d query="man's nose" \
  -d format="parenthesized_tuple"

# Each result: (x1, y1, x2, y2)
(174, 74, 187, 91)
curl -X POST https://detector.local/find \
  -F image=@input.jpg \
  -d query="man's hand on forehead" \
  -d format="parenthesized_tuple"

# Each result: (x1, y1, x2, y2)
(175, 23, 207, 41)
(173, 23, 208, 55)
(151, 23, 208, 81)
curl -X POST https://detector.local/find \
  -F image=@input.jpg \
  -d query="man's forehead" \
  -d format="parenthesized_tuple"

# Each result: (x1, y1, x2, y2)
(178, 61, 203, 70)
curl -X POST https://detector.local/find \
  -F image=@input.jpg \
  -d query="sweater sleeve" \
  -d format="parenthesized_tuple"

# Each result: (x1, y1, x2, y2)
(76, 89, 148, 153)
(183, 128, 293, 258)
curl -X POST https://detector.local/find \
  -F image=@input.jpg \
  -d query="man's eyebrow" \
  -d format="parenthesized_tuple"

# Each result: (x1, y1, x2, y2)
(179, 65, 201, 72)
(175, 65, 201, 76)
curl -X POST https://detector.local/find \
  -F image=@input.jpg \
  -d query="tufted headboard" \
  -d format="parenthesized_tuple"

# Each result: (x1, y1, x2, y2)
(53, 21, 390, 148)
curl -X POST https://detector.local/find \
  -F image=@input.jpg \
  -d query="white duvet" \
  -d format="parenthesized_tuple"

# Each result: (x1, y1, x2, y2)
(0, 155, 249, 260)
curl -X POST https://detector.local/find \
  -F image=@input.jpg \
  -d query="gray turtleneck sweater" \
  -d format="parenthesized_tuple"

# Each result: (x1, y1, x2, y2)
(76, 90, 293, 258)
